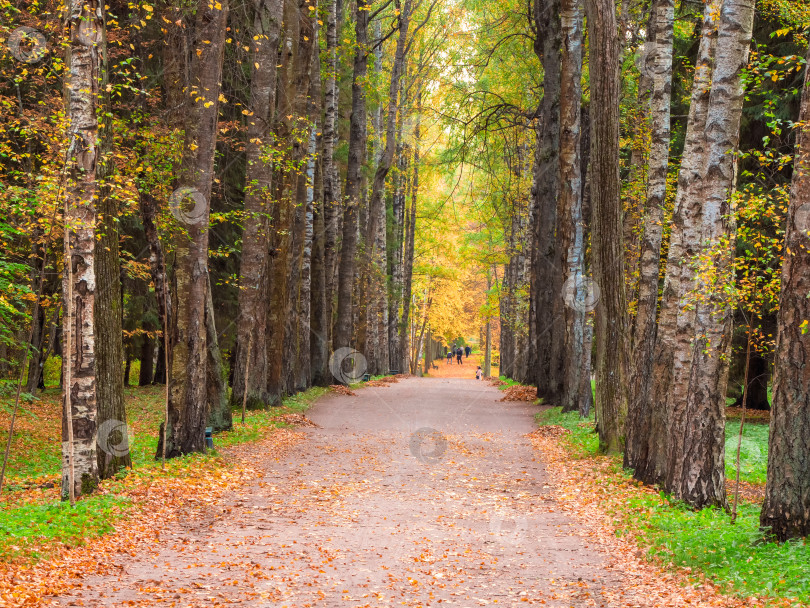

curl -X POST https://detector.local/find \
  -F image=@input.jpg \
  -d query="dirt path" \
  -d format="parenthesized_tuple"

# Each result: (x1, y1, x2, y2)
(55, 378, 625, 607)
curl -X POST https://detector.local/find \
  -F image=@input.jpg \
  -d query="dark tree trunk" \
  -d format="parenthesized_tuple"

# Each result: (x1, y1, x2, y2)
(530, 0, 562, 401)
(333, 0, 370, 361)
(586, 0, 630, 453)
(206, 284, 232, 432)
(760, 47, 810, 542)
(283, 1, 316, 394)
(140, 192, 170, 387)
(96, 108, 130, 478)
(232, 0, 284, 410)
(25, 304, 45, 394)
(161, 0, 228, 457)
(139, 337, 154, 386)
(266, 0, 312, 402)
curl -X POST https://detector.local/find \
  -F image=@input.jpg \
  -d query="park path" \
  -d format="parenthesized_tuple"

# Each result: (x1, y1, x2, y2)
(55, 377, 625, 607)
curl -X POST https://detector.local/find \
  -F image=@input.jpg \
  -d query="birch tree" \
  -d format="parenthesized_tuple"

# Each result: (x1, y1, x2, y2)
(557, 0, 589, 415)
(624, 0, 674, 479)
(62, 0, 106, 498)
(649, 0, 754, 507)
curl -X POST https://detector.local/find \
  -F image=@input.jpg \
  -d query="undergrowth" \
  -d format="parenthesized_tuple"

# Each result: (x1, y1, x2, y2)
(537, 406, 808, 606)
(0, 384, 329, 562)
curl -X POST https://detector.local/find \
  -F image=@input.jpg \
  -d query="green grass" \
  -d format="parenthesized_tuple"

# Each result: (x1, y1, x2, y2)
(0, 384, 330, 562)
(631, 497, 810, 604)
(496, 376, 523, 389)
(0, 494, 130, 561)
(536, 406, 808, 606)
(535, 406, 600, 457)
(724, 422, 769, 485)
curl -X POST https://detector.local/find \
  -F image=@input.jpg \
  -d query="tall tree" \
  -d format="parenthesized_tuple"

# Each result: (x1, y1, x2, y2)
(648, 0, 754, 507)
(645, 1, 720, 487)
(587, 0, 629, 453)
(760, 47, 810, 542)
(400, 89, 422, 373)
(624, 0, 674, 478)
(161, 0, 229, 457)
(365, 0, 413, 375)
(232, 0, 284, 410)
(663, 0, 753, 508)
(530, 0, 562, 402)
(283, 0, 316, 393)
(557, 0, 588, 415)
(62, 0, 106, 499)
(321, 0, 342, 358)
(95, 26, 130, 477)
(333, 0, 370, 363)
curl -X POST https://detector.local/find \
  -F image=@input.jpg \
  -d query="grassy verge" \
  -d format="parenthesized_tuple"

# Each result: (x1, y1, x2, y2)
(536, 407, 809, 606)
(0, 384, 328, 562)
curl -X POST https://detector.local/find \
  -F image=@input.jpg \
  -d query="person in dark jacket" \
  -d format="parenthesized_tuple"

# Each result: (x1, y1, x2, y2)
(456, 348, 463, 365)
(465, 345, 471, 358)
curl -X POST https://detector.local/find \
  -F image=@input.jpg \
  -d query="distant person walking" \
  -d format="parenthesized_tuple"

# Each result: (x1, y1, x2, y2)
(465, 346, 471, 358)
(446, 350, 453, 365)
(456, 348, 463, 365)
(476, 366, 483, 380)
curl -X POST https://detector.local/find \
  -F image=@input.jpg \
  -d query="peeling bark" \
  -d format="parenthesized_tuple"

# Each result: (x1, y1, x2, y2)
(625, 0, 674, 478)
(62, 0, 106, 498)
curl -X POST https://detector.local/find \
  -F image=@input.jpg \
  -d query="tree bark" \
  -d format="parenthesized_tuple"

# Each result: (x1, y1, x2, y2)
(62, 0, 106, 498)
(624, 0, 674, 476)
(95, 36, 129, 478)
(586, 0, 629, 453)
(206, 282, 232, 432)
(139, 337, 154, 386)
(530, 0, 562, 401)
(140, 192, 170, 386)
(644, 3, 719, 486)
(400, 102, 420, 374)
(161, 0, 228, 457)
(365, 0, 412, 375)
(658, 0, 753, 508)
(322, 0, 342, 355)
(557, 0, 586, 414)
(283, 1, 316, 393)
(333, 0, 370, 361)
(761, 47, 810, 541)
(232, 0, 283, 410)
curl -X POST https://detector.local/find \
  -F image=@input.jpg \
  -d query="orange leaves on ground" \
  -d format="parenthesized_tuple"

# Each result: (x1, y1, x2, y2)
(499, 384, 536, 402)
(528, 425, 570, 439)
(528, 431, 783, 608)
(0, 427, 306, 608)
(277, 413, 319, 428)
